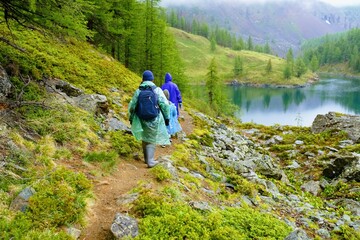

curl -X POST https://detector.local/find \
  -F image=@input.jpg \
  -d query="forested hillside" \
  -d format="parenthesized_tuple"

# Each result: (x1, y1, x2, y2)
(301, 28, 360, 75)
(0, 0, 185, 88)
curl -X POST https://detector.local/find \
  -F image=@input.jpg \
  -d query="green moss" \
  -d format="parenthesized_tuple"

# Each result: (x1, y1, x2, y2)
(107, 131, 141, 158)
(150, 165, 172, 182)
(131, 190, 291, 239)
(0, 214, 72, 240)
(189, 128, 214, 147)
(331, 225, 360, 240)
(9, 76, 46, 101)
(226, 174, 261, 197)
(322, 181, 360, 201)
(28, 167, 92, 228)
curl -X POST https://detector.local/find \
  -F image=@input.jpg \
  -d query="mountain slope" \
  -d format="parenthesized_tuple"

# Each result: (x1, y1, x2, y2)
(164, 0, 360, 56)
(171, 27, 313, 85)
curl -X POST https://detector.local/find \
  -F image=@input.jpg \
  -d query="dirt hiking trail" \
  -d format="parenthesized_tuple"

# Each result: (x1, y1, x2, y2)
(80, 109, 194, 240)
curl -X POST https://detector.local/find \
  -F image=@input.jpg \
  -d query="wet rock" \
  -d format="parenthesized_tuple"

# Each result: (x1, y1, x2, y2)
(110, 213, 138, 239)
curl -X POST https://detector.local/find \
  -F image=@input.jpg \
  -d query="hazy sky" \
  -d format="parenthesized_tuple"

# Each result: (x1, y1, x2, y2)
(160, 0, 360, 7)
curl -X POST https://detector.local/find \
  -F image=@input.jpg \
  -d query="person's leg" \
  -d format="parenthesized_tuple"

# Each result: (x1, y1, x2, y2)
(142, 141, 158, 167)
(142, 141, 148, 164)
(145, 143, 158, 168)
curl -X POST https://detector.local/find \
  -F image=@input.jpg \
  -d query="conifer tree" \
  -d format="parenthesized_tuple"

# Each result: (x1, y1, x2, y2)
(206, 58, 219, 106)
(310, 55, 319, 72)
(247, 36, 253, 50)
(283, 64, 292, 80)
(266, 59, 272, 74)
(233, 56, 243, 77)
(210, 35, 217, 52)
(294, 58, 307, 77)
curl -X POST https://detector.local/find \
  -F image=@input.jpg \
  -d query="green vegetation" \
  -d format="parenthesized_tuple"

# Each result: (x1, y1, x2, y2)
(172, 28, 314, 85)
(302, 28, 360, 76)
(131, 189, 292, 240)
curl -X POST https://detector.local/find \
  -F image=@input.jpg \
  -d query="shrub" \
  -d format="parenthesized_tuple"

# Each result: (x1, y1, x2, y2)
(108, 131, 141, 157)
(131, 190, 291, 240)
(150, 166, 172, 182)
(0, 214, 71, 240)
(27, 167, 92, 228)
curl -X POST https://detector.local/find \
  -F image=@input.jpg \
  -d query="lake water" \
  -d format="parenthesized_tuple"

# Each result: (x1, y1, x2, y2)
(193, 78, 360, 126)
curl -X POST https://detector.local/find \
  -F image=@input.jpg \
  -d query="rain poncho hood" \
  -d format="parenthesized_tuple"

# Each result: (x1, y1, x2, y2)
(128, 81, 170, 145)
(165, 73, 172, 83)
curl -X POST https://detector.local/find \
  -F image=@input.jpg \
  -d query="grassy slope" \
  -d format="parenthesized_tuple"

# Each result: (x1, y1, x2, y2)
(171, 27, 314, 85)
(0, 24, 139, 97)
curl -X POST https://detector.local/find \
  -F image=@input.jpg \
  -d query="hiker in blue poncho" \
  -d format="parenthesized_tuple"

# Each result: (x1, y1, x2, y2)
(161, 73, 182, 117)
(128, 70, 170, 168)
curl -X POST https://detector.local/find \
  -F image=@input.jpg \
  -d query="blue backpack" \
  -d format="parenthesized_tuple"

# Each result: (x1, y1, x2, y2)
(136, 85, 160, 120)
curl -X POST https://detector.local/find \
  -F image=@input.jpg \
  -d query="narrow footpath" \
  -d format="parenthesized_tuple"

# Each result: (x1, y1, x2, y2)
(80, 109, 194, 240)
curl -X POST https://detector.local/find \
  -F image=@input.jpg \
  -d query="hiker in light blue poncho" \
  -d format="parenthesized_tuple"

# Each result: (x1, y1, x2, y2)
(128, 70, 170, 168)
(163, 89, 182, 136)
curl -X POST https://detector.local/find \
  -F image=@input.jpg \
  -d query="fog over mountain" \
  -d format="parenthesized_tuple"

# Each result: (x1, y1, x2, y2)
(162, 0, 360, 56)
(161, 0, 360, 7)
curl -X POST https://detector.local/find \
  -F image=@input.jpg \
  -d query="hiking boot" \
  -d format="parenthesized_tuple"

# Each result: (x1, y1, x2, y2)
(147, 160, 158, 168)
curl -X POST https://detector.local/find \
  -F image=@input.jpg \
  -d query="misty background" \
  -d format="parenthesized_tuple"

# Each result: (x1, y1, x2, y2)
(161, 0, 360, 56)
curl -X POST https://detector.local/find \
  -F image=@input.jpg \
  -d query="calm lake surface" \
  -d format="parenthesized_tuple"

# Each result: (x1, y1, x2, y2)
(193, 78, 360, 126)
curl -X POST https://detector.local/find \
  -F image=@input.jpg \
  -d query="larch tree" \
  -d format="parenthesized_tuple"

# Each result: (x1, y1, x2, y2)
(266, 59, 272, 74)
(206, 57, 219, 107)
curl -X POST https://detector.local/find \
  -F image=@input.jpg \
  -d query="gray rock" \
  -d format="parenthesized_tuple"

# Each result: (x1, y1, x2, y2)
(334, 199, 360, 217)
(54, 79, 84, 97)
(312, 112, 360, 143)
(116, 193, 139, 206)
(284, 228, 311, 240)
(0, 65, 12, 100)
(66, 227, 81, 240)
(74, 94, 108, 114)
(110, 213, 138, 239)
(10, 187, 36, 212)
(316, 228, 330, 238)
(301, 180, 321, 196)
(105, 117, 130, 132)
(158, 156, 178, 179)
(286, 161, 301, 169)
(189, 201, 212, 211)
(322, 154, 356, 179)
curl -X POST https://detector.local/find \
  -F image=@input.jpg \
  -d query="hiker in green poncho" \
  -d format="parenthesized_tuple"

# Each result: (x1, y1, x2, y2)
(128, 70, 170, 168)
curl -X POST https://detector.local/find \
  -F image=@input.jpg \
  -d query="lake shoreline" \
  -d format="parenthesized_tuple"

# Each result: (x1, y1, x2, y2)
(227, 75, 320, 89)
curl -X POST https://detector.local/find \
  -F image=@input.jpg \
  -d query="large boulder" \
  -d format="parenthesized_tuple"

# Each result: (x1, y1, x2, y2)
(311, 112, 360, 143)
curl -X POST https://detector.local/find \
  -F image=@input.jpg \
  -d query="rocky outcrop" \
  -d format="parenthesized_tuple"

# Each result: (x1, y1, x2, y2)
(311, 112, 360, 143)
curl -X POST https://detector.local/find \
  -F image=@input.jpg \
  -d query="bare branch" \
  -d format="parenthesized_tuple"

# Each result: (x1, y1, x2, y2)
(0, 36, 26, 52)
